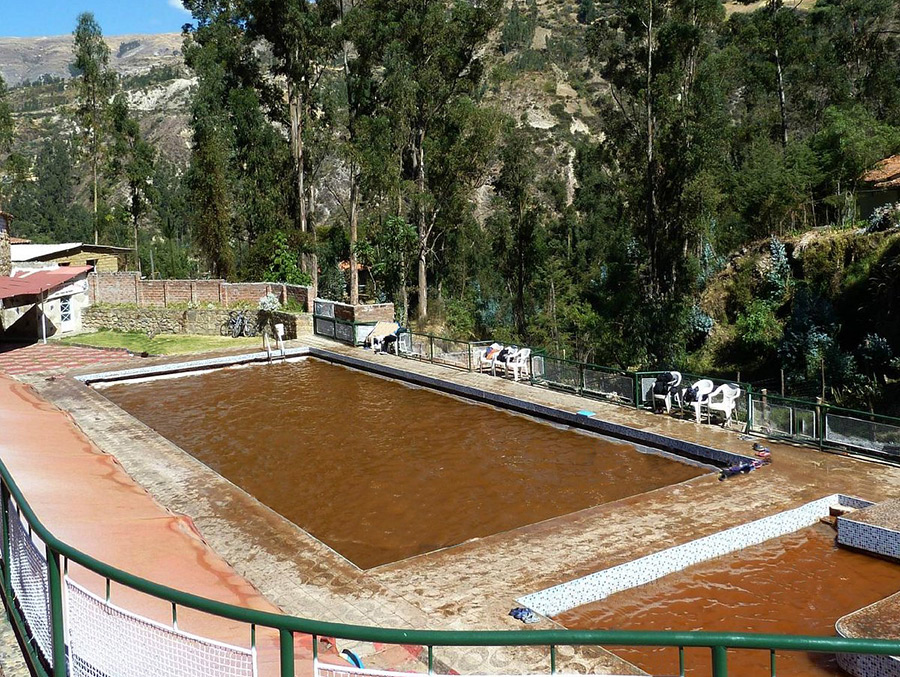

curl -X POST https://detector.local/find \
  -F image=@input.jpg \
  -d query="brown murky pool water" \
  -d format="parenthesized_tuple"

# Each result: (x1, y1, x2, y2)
(558, 522, 900, 677)
(100, 358, 704, 568)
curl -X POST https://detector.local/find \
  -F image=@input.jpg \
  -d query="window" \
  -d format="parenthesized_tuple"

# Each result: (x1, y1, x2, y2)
(60, 296, 72, 323)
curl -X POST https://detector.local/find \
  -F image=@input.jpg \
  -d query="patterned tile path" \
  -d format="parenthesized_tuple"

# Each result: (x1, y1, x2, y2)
(0, 342, 134, 376)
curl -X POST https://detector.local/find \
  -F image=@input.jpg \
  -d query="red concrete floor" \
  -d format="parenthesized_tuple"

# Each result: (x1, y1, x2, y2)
(0, 342, 134, 376)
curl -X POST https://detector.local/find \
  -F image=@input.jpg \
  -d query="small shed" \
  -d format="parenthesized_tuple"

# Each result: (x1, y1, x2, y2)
(0, 266, 93, 341)
(11, 242, 131, 273)
(859, 154, 900, 220)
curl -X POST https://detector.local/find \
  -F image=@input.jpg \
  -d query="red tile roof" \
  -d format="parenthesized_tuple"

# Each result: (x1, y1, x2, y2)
(0, 266, 92, 301)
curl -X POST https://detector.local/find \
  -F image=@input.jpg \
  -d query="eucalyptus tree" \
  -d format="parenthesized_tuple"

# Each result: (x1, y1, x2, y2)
(72, 12, 117, 244)
(490, 126, 542, 338)
(109, 94, 156, 274)
(0, 74, 14, 210)
(182, 0, 294, 279)
(182, 0, 246, 278)
(586, 0, 726, 294)
(355, 0, 502, 321)
(247, 0, 341, 294)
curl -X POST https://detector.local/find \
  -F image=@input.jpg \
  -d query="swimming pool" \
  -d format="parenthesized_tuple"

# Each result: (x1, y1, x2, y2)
(98, 358, 708, 569)
(557, 522, 900, 677)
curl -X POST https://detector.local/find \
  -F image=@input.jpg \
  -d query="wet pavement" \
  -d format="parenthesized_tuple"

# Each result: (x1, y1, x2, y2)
(5, 332, 900, 676)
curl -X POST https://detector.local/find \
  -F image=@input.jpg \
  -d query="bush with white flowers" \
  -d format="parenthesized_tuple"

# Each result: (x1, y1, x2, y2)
(258, 293, 281, 312)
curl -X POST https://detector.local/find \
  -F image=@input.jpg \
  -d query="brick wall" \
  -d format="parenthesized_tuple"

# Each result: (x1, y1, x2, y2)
(88, 273, 311, 312)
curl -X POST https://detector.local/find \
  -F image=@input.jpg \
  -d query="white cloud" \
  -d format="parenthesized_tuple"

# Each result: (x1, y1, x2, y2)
(167, 0, 191, 15)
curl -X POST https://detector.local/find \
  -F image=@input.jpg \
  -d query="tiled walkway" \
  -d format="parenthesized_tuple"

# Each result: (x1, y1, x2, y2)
(0, 342, 134, 375)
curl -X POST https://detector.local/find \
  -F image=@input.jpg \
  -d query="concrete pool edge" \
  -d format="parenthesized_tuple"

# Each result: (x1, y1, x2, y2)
(835, 501, 900, 677)
(520, 493, 873, 618)
(76, 346, 756, 473)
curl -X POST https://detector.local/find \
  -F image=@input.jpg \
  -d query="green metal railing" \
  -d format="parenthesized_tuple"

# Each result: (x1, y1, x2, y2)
(387, 329, 900, 464)
(3, 457, 900, 677)
(529, 354, 635, 404)
(397, 331, 492, 372)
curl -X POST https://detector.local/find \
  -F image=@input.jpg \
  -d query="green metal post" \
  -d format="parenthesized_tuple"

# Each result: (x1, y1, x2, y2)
(817, 399, 826, 451)
(745, 386, 753, 434)
(770, 649, 776, 677)
(550, 645, 556, 674)
(711, 645, 728, 677)
(427, 645, 434, 674)
(313, 634, 318, 661)
(633, 372, 640, 409)
(280, 628, 295, 677)
(678, 646, 685, 677)
(1, 483, 10, 593)
(46, 548, 66, 677)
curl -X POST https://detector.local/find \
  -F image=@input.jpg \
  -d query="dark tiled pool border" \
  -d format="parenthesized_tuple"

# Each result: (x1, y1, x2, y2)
(77, 346, 755, 471)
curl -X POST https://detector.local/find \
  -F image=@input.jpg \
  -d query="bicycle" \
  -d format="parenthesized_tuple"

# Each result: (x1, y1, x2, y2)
(221, 310, 259, 338)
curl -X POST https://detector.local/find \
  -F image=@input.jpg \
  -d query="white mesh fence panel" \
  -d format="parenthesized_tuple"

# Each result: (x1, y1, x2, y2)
(7, 498, 53, 663)
(66, 579, 256, 677)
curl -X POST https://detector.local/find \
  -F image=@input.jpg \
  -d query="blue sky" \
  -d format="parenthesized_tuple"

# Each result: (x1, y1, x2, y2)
(2, 0, 192, 38)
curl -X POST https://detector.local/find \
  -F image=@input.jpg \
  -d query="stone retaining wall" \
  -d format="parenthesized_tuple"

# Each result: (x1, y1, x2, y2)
(0, 230, 10, 277)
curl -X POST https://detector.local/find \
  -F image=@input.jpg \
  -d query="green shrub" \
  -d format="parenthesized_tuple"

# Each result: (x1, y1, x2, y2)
(736, 300, 783, 354)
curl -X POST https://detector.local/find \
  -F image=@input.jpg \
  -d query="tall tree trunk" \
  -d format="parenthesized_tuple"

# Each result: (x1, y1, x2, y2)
(289, 81, 308, 267)
(349, 169, 359, 305)
(774, 45, 788, 147)
(341, 17, 359, 306)
(645, 0, 658, 291)
(415, 128, 428, 322)
(289, 79, 318, 299)
(515, 205, 526, 337)
(133, 218, 141, 275)
(92, 157, 99, 245)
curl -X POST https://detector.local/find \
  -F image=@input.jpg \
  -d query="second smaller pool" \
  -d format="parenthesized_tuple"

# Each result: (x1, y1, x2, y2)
(557, 523, 900, 677)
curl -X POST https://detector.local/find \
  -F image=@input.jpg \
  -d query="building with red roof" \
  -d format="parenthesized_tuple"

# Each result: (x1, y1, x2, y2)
(0, 266, 93, 342)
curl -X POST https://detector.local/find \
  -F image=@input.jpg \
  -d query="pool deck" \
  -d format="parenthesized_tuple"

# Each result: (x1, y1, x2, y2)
(4, 334, 900, 675)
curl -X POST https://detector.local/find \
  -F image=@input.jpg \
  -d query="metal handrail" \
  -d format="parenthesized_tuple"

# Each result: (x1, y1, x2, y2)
(3, 454, 900, 677)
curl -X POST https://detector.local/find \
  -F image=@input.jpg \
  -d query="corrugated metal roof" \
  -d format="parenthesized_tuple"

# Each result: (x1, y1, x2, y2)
(11, 243, 84, 262)
(0, 266, 92, 301)
(11, 242, 132, 262)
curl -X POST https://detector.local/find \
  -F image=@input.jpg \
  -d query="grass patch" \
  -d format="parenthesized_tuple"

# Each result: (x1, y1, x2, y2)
(57, 331, 262, 355)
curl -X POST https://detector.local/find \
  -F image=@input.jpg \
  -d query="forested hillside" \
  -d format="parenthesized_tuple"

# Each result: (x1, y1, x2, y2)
(0, 0, 899, 412)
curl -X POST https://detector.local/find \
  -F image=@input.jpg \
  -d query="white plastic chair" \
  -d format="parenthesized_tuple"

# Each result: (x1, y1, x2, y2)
(492, 346, 520, 376)
(503, 348, 532, 381)
(652, 371, 682, 414)
(478, 343, 504, 373)
(683, 379, 715, 423)
(705, 383, 742, 426)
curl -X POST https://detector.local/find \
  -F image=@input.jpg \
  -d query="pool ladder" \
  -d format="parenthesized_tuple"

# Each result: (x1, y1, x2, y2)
(264, 323, 287, 362)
